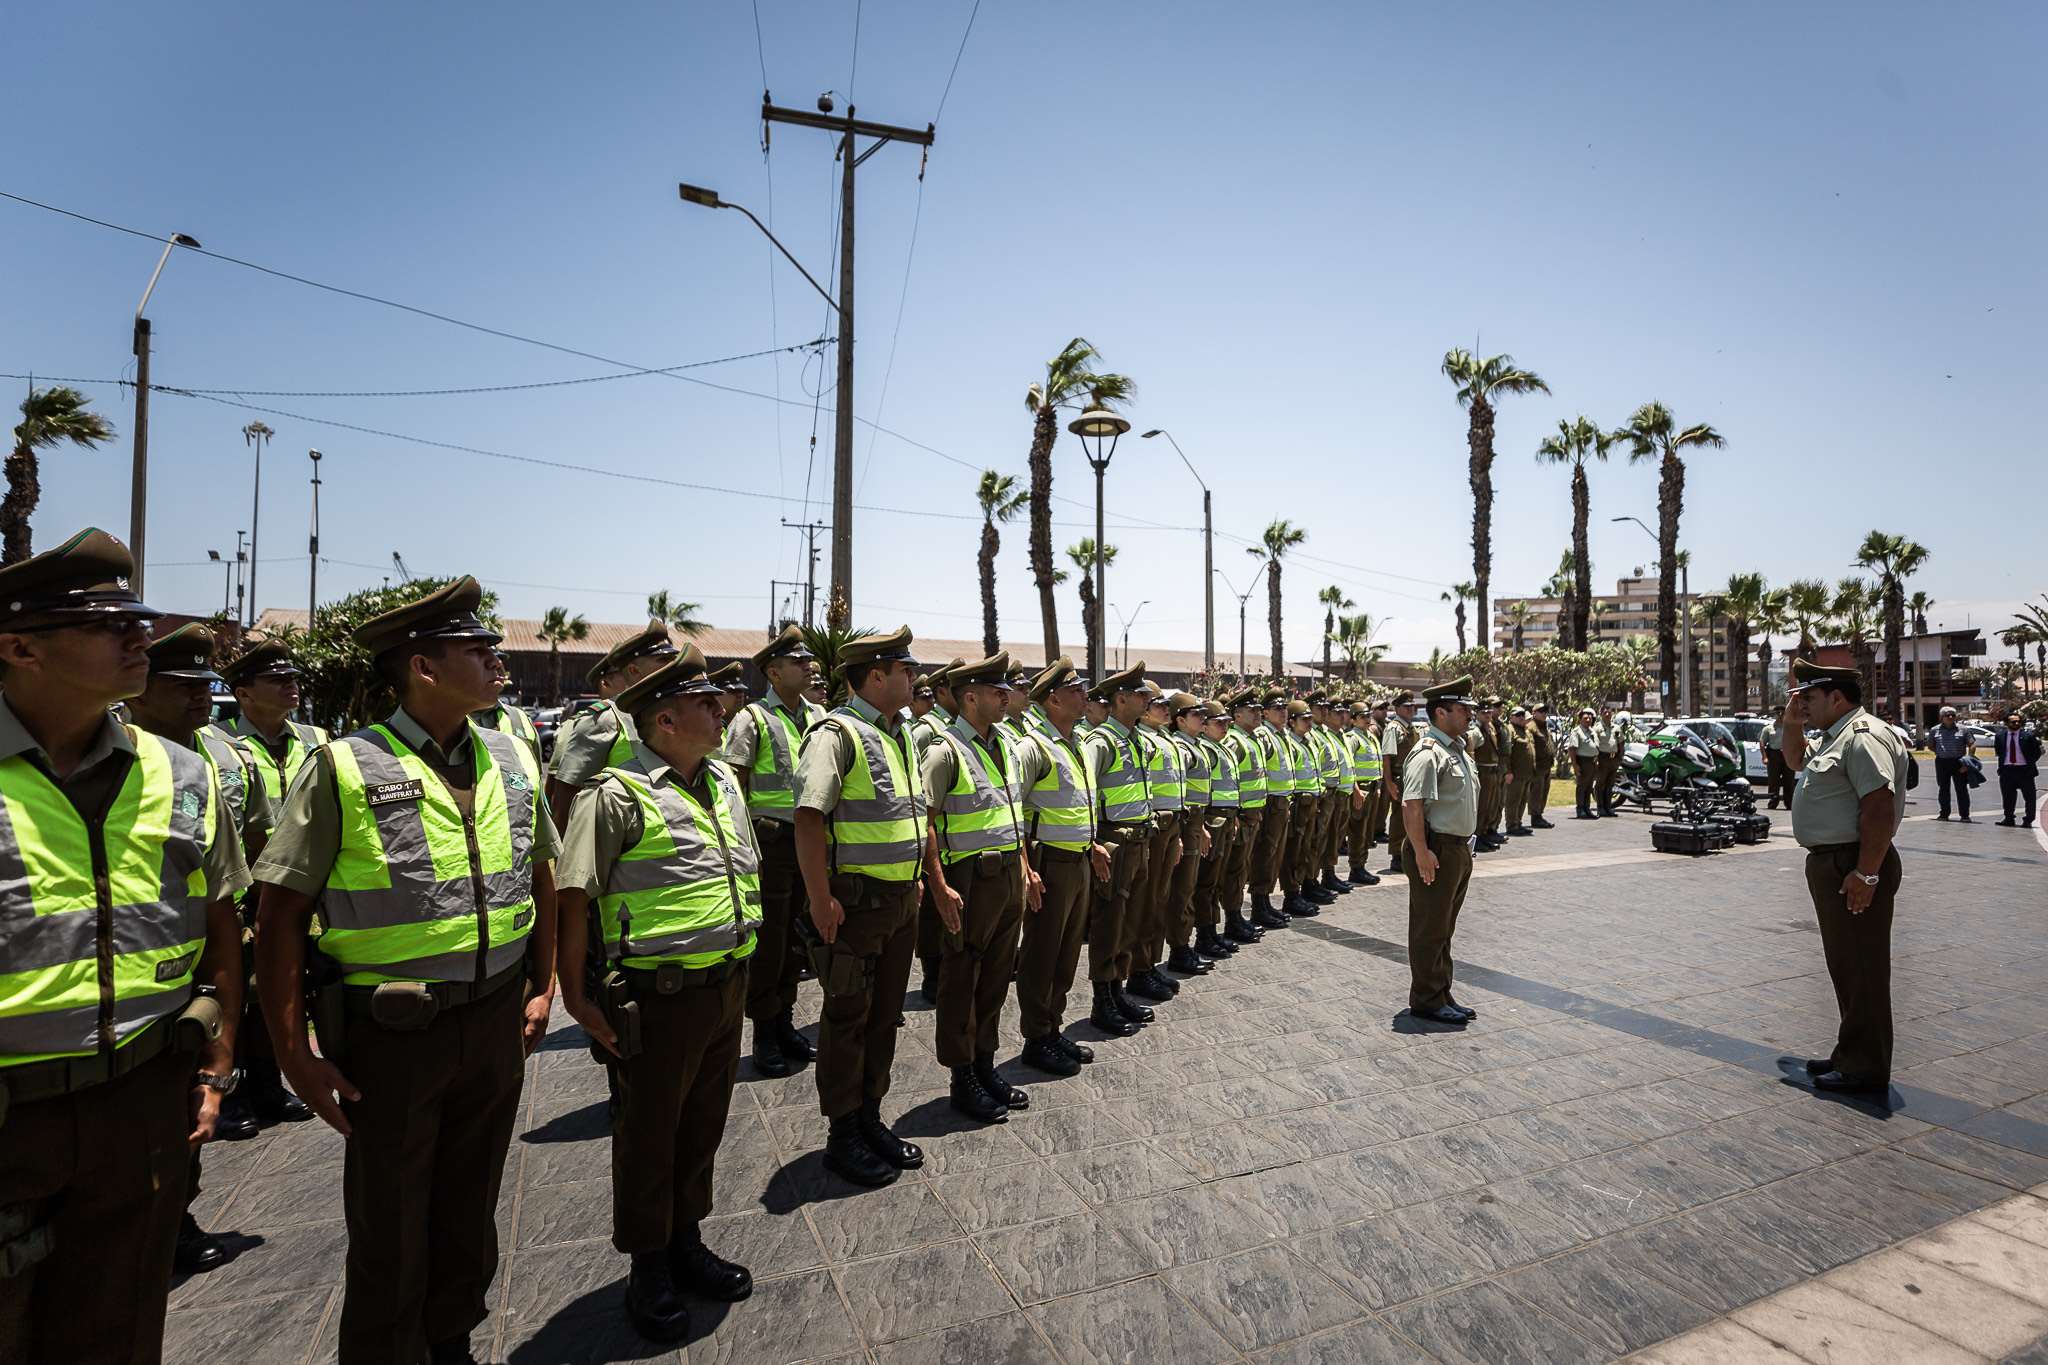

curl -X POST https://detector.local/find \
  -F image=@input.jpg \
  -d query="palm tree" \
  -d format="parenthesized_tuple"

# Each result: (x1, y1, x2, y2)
(1997, 625, 2037, 699)
(1441, 581, 1476, 655)
(538, 606, 591, 701)
(973, 469, 1028, 657)
(1826, 578, 1881, 705)
(1613, 402, 1725, 716)
(1856, 531, 1930, 716)
(1505, 600, 1534, 651)
(1906, 588, 1936, 729)
(1753, 586, 1790, 708)
(1246, 519, 1307, 677)
(7, 386, 115, 565)
(646, 589, 707, 637)
(1425, 646, 1449, 684)
(1617, 633, 1657, 712)
(1024, 340, 1136, 663)
(1786, 578, 1831, 657)
(1331, 612, 1384, 682)
(1534, 416, 1612, 654)
(1541, 549, 1577, 645)
(1701, 572, 1769, 713)
(1588, 599, 1612, 644)
(1443, 349, 1549, 640)
(1065, 538, 1116, 665)
(1317, 584, 1354, 680)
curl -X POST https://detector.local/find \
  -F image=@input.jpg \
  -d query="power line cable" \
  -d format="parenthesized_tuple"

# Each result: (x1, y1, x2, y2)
(934, 0, 983, 121)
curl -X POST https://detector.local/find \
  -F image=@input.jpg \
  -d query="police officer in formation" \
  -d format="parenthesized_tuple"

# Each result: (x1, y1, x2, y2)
(545, 620, 680, 830)
(1380, 690, 1423, 874)
(254, 576, 557, 1364)
(718, 626, 825, 1078)
(0, 530, 249, 1364)
(1399, 676, 1481, 1026)
(1568, 706, 1603, 818)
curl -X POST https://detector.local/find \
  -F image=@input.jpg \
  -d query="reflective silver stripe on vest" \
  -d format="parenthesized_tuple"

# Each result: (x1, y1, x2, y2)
(1205, 740, 1240, 807)
(935, 721, 1026, 854)
(824, 713, 925, 868)
(1145, 732, 1184, 811)
(744, 702, 798, 793)
(1086, 726, 1150, 823)
(605, 766, 763, 896)
(319, 727, 536, 981)
(1024, 731, 1093, 843)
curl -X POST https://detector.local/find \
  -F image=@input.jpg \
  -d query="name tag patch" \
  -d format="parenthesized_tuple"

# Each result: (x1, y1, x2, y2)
(512, 908, 535, 932)
(367, 779, 427, 807)
(155, 951, 197, 983)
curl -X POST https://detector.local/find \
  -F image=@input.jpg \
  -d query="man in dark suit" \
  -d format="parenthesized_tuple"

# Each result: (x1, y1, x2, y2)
(1994, 713, 2041, 828)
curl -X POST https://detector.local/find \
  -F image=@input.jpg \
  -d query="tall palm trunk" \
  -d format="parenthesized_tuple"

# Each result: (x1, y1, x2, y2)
(1026, 405, 1061, 662)
(1570, 465, 1591, 653)
(1267, 562, 1284, 677)
(1656, 453, 1684, 716)
(1, 445, 43, 565)
(978, 521, 1001, 658)
(1452, 599, 1467, 655)
(1728, 619, 1751, 711)
(1855, 633, 1878, 707)
(1467, 396, 1495, 646)
(549, 644, 563, 703)
(1077, 575, 1100, 663)
(1881, 580, 1904, 716)
(1322, 608, 1334, 680)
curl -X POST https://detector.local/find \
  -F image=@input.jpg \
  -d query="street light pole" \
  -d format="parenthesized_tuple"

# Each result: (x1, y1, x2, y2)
(129, 232, 202, 600)
(1069, 410, 1133, 682)
(1614, 515, 1692, 715)
(243, 421, 273, 626)
(1139, 428, 1213, 672)
(308, 450, 322, 631)
(1219, 569, 1257, 676)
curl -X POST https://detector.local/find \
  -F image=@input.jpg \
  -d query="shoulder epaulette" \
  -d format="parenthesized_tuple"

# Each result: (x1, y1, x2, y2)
(1852, 721, 1870, 732)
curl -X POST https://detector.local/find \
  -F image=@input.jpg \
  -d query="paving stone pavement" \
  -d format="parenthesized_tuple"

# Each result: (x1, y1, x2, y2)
(166, 802, 2048, 1364)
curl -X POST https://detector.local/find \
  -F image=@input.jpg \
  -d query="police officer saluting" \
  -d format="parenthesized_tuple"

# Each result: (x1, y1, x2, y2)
(1401, 676, 1480, 1026)
(791, 628, 938, 1187)
(921, 654, 1045, 1122)
(555, 650, 760, 1341)
(720, 625, 825, 1079)
(253, 576, 557, 1365)
(215, 638, 330, 807)
(1782, 660, 1909, 1095)
(0, 530, 250, 1363)
(1014, 658, 1109, 1076)
(545, 620, 679, 830)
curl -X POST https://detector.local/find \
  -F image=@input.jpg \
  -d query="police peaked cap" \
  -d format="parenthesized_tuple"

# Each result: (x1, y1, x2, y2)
(146, 623, 220, 680)
(0, 527, 160, 630)
(355, 576, 502, 658)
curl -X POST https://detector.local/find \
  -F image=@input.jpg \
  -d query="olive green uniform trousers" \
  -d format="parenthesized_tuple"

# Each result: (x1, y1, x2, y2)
(1403, 834, 1474, 1013)
(1595, 752, 1621, 811)
(0, 1042, 191, 1365)
(1219, 809, 1258, 914)
(613, 965, 745, 1252)
(1167, 808, 1210, 949)
(1017, 849, 1091, 1038)
(1320, 788, 1345, 873)
(1089, 828, 1150, 982)
(338, 975, 526, 1364)
(1132, 813, 1181, 967)
(1805, 843, 1901, 1084)
(744, 823, 808, 1024)
(1249, 796, 1289, 895)
(1190, 812, 1233, 935)
(815, 880, 920, 1118)
(935, 857, 1025, 1067)
(1477, 769, 1502, 836)
(1384, 783, 1408, 866)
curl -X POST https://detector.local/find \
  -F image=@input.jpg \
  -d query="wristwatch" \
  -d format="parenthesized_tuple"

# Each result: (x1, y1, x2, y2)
(1853, 871, 1880, 887)
(194, 1069, 242, 1095)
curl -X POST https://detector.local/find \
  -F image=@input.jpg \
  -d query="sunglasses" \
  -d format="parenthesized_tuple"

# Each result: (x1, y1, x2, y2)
(22, 616, 155, 638)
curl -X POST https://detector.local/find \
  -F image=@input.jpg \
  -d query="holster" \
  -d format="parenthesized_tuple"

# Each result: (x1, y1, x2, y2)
(366, 982, 439, 1032)
(0, 1199, 54, 1278)
(304, 942, 349, 1067)
(792, 910, 878, 998)
(598, 970, 643, 1058)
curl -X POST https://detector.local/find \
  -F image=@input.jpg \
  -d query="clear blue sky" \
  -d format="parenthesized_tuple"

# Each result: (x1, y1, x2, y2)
(5, 3, 2042, 664)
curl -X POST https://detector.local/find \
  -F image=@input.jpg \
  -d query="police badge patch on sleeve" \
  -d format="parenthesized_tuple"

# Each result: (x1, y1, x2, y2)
(178, 791, 203, 821)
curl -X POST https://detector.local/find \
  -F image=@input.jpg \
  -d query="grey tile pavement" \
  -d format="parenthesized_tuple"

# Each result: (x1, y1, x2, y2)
(167, 805, 2048, 1362)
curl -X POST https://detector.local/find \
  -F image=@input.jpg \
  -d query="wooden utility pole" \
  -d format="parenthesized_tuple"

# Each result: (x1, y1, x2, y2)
(760, 95, 932, 629)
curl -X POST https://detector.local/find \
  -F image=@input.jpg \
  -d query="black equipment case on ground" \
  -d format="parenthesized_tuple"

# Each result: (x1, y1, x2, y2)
(1651, 820, 1736, 855)
(1727, 812, 1771, 844)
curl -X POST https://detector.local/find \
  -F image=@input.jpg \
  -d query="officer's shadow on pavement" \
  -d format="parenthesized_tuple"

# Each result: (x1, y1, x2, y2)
(1772, 1055, 1905, 1115)
(1390, 1010, 1468, 1036)
(506, 1283, 702, 1363)
(522, 1101, 610, 1144)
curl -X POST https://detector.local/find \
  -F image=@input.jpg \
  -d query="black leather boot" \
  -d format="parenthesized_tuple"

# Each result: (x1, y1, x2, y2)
(1320, 870, 1350, 894)
(670, 1223, 753, 1301)
(857, 1099, 924, 1169)
(174, 1211, 227, 1273)
(1347, 865, 1371, 884)
(1196, 927, 1236, 957)
(823, 1112, 899, 1186)
(1533, 816, 1555, 828)
(1022, 1031, 1081, 1076)
(624, 1252, 691, 1341)
(1166, 945, 1212, 975)
(950, 1065, 1009, 1123)
(213, 1090, 259, 1142)
(1224, 911, 1262, 943)
(976, 1052, 1029, 1108)
(428, 1338, 480, 1365)
(776, 1007, 815, 1062)
(1128, 970, 1173, 1002)
(1300, 879, 1335, 905)
(1148, 967, 1181, 995)
(751, 1019, 792, 1078)
(241, 1059, 312, 1124)
(1251, 895, 1288, 929)
(1090, 982, 1137, 1035)
(918, 960, 938, 1004)
(1109, 980, 1154, 1024)
(1053, 1031, 1095, 1063)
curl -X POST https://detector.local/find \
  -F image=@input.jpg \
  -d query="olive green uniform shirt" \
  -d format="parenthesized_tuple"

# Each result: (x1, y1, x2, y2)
(1383, 714, 1421, 783)
(1530, 721, 1556, 767)
(1594, 720, 1620, 754)
(919, 718, 1052, 813)
(1401, 724, 1479, 838)
(555, 742, 758, 900)
(1507, 723, 1538, 779)
(790, 695, 928, 819)
(1469, 719, 1497, 770)
(0, 698, 251, 903)
(253, 708, 561, 897)
(720, 692, 829, 772)
(1791, 706, 1909, 848)
(549, 702, 640, 788)
(1568, 724, 1600, 758)
(1760, 720, 1783, 752)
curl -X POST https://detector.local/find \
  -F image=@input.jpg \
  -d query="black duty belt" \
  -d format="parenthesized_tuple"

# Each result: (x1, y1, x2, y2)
(1424, 828, 1472, 848)
(1038, 846, 1090, 865)
(624, 957, 745, 991)
(1805, 842, 1862, 857)
(0, 1012, 181, 1107)
(344, 957, 526, 1016)
(1104, 821, 1152, 839)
